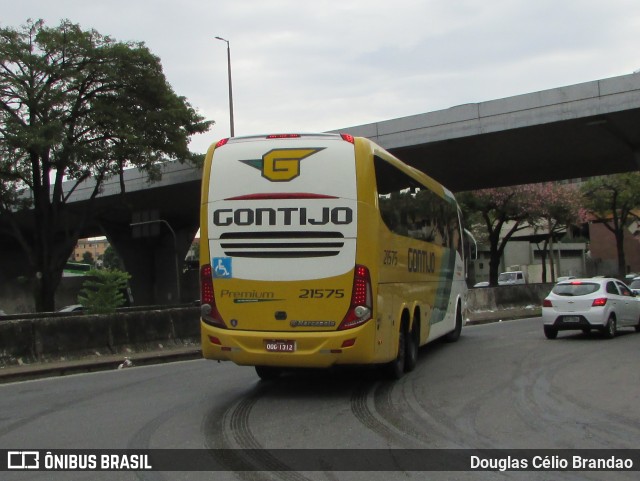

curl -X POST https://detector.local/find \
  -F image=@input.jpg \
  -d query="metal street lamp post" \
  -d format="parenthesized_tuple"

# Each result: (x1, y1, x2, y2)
(215, 36, 235, 137)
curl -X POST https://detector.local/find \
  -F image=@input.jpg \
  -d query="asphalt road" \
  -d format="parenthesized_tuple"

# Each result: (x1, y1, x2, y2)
(1, 318, 639, 481)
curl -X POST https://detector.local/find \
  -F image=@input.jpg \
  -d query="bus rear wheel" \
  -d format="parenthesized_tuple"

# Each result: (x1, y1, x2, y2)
(404, 322, 419, 372)
(385, 326, 406, 380)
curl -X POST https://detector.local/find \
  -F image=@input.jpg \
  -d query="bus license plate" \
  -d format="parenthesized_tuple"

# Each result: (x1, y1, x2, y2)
(563, 316, 580, 323)
(265, 340, 296, 353)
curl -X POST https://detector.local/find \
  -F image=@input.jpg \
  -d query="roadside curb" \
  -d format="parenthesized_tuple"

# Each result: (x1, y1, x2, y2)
(0, 347, 202, 384)
(466, 307, 541, 325)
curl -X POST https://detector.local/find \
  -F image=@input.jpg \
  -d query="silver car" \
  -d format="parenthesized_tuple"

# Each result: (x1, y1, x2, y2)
(542, 278, 640, 339)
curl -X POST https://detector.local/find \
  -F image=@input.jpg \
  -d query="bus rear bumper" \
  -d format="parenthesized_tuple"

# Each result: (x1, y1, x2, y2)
(200, 320, 377, 368)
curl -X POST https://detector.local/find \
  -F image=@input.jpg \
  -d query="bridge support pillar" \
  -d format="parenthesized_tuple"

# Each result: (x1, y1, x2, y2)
(0, 243, 31, 285)
(104, 223, 198, 306)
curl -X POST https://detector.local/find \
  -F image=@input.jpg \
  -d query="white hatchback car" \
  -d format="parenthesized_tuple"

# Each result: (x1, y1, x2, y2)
(629, 277, 640, 296)
(542, 278, 640, 339)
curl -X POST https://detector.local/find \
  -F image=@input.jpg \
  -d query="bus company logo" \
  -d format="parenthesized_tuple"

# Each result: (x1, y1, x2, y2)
(240, 148, 325, 182)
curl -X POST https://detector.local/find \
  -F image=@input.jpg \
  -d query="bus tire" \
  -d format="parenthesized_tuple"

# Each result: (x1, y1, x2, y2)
(404, 319, 419, 372)
(386, 325, 406, 380)
(444, 302, 463, 342)
(255, 365, 281, 381)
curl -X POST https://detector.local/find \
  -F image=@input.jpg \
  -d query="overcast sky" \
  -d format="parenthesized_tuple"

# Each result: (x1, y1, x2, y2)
(3, 0, 640, 154)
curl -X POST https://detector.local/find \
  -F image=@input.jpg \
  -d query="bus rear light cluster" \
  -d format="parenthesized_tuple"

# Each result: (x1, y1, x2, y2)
(340, 133, 355, 144)
(338, 265, 372, 330)
(200, 264, 227, 328)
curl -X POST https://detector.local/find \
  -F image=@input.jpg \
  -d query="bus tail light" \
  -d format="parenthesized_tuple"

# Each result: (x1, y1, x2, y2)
(200, 264, 226, 328)
(338, 265, 372, 330)
(267, 134, 301, 139)
(340, 133, 355, 144)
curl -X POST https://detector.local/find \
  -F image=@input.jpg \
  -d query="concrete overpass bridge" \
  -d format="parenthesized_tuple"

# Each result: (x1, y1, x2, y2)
(3, 72, 640, 307)
(332, 72, 640, 192)
(0, 161, 202, 307)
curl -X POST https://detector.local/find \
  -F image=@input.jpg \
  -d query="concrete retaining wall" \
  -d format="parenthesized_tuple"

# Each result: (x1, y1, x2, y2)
(466, 283, 554, 322)
(0, 307, 200, 366)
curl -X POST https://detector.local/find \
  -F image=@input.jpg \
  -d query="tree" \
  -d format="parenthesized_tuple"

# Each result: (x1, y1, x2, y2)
(532, 183, 583, 282)
(81, 251, 95, 267)
(78, 269, 131, 314)
(580, 173, 640, 277)
(0, 20, 212, 311)
(458, 184, 546, 286)
(102, 245, 124, 270)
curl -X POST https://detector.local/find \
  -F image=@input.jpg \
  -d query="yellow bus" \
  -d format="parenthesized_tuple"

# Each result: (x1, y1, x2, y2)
(200, 133, 470, 380)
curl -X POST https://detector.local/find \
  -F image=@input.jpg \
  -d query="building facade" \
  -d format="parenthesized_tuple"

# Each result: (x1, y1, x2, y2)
(72, 238, 109, 266)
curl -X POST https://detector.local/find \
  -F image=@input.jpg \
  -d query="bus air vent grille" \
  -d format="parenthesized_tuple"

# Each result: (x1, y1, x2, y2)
(219, 231, 344, 258)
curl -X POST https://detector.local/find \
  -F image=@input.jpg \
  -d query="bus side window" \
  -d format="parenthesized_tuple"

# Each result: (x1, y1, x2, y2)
(374, 155, 459, 250)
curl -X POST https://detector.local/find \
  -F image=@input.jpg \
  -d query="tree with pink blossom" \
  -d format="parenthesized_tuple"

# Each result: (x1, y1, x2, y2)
(459, 182, 583, 285)
(531, 183, 583, 282)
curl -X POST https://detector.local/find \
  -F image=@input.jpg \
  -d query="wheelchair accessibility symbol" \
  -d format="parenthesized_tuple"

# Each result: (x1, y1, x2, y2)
(213, 257, 232, 278)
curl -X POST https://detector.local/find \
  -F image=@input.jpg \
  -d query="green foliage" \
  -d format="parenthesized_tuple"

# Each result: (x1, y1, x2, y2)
(102, 245, 124, 270)
(0, 19, 213, 311)
(78, 269, 131, 314)
(580, 173, 640, 223)
(580, 172, 640, 276)
(81, 251, 95, 266)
